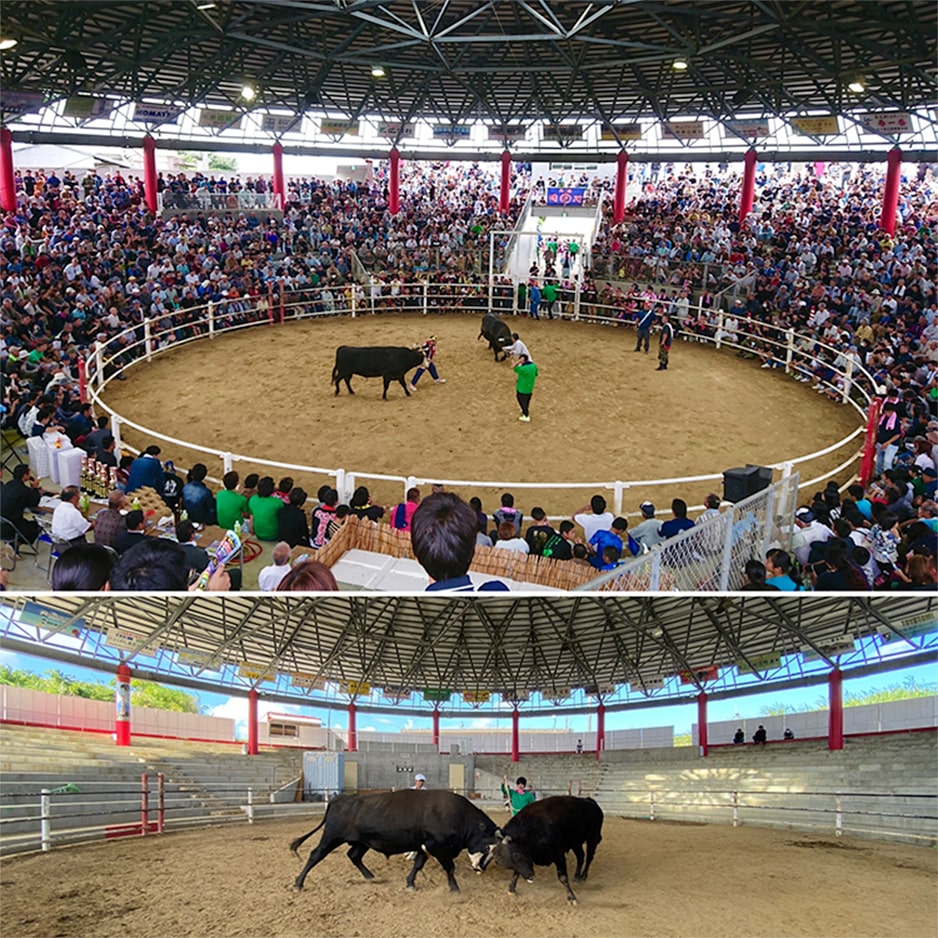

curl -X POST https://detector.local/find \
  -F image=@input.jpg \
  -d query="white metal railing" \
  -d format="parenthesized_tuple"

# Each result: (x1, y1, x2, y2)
(84, 285, 869, 514)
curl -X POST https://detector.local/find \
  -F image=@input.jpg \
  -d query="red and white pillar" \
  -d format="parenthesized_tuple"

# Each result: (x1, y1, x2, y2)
(115, 662, 131, 746)
(879, 147, 902, 235)
(348, 699, 358, 752)
(0, 127, 16, 213)
(738, 148, 757, 226)
(510, 707, 520, 763)
(697, 691, 709, 757)
(432, 706, 440, 750)
(613, 151, 628, 224)
(142, 135, 158, 215)
(828, 669, 844, 751)
(247, 688, 259, 755)
(860, 396, 884, 486)
(388, 148, 400, 215)
(272, 142, 285, 209)
(499, 150, 511, 215)
(596, 702, 605, 761)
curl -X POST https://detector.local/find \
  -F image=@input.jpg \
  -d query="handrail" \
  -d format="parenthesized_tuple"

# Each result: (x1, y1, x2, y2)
(84, 285, 869, 513)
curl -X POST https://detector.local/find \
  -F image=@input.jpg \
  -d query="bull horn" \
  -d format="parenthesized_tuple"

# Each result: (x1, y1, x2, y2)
(494, 829, 502, 838)
(503, 835, 511, 844)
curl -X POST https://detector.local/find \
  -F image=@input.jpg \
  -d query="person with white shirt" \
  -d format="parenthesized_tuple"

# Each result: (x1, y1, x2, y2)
(258, 541, 293, 591)
(51, 486, 93, 547)
(573, 495, 614, 543)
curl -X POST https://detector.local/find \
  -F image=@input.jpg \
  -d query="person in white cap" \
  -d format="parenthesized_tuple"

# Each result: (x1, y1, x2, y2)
(631, 502, 665, 551)
(411, 773, 428, 790)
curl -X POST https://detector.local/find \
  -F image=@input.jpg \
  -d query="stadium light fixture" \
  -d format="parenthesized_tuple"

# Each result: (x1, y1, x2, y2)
(847, 78, 865, 93)
(371, 65, 386, 78)
(0, 37, 18, 50)
(240, 83, 256, 102)
(672, 59, 689, 70)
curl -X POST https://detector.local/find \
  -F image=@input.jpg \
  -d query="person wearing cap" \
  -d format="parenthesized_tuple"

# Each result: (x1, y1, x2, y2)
(631, 502, 665, 552)
(790, 506, 833, 567)
(411, 773, 428, 791)
(408, 335, 445, 390)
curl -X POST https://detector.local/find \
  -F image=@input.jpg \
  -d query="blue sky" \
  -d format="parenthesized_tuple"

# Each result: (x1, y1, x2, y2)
(2, 646, 934, 737)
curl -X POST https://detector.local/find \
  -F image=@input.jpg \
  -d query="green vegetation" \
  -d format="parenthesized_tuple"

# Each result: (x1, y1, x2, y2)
(0, 666, 200, 713)
(207, 154, 237, 172)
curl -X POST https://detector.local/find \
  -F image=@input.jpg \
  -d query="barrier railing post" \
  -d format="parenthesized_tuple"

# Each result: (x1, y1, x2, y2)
(144, 319, 153, 363)
(335, 469, 348, 505)
(208, 300, 215, 340)
(95, 344, 105, 390)
(279, 282, 285, 324)
(718, 513, 734, 591)
(267, 282, 274, 325)
(649, 552, 661, 591)
(223, 452, 233, 473)
(423, 280, 429, 316)
(649, 790, 656, 821)
(835, 793, 843, 837)
(41, 788, 51, 852)
(157, 772, 165, 833)
(613, 481, 625, 517)
(247, 787, 254, 824)
(842, 354, 855, 403)
(110, 415, 123, 457)
(785, 328, 795, 374)
(714, 310, 724, 349)
(732, 790, 739, 827)
(140, 773, 149, 835)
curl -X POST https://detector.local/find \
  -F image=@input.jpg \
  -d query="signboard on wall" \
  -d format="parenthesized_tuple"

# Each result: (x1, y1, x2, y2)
(320, 118, 359, 136)
(432, 124, 471, 139)
(2, 91, 46, 117)
(376, 121, 415, 138)
(423, 688, 452, 703)
(493, 124, 528, 142)
(679, 665, 720, 685)
(291, 671, 327, 690)
(238, 662, 277, 682)
(724, 118, 770, 138)
(546, 187, 586, 205)
(132, 103, 183, 125)
(601, 123, 643, 141)
(735, 652, 782, 674)
(661, 120, 705, 139)
(63, 96, 113, 120)
(261, 114, 301, 134)
(198, 109, 242, 130)
(341, 680, 371, 696)
(853, 111, 914, 135)
(542, 125, 583, 141)
(461, 690, 491, 704)
(106, 628, 159, 657)
(791, 115, 840, 136)
(20, 601, 84, 635)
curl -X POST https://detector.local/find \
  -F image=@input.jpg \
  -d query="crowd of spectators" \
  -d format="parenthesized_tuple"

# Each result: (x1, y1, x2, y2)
(1, 154, 936, 591)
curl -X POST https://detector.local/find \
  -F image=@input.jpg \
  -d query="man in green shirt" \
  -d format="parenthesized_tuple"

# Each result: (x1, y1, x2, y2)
(216, 471, 249, 531)
(541, 280, 559, 318)
(501, 775, 536, 816)
(513, 354, 538, 423)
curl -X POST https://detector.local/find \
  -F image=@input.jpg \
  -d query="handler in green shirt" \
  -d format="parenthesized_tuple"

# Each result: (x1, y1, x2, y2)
(513, 353, 538, 423)
(501, 775, 537, 816)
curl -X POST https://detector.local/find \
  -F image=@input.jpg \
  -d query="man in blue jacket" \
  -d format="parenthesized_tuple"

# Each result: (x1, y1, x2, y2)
(126, 445, 165, 495)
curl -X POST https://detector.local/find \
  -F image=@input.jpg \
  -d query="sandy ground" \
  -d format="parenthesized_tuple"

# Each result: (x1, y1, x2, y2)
(101, 312, 860, 520)
(1, 815, 934, 938)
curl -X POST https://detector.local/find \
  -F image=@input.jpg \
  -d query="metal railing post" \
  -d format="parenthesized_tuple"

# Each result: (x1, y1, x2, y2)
(157, 773, 165, 833)
(835, 793, 843, 837)
(41, 788, 51, 852)
(144, 319, 153, 363)
(247, 787, 255, 824)
(732, 790, 739, 827)
(649, 790, 656, 821)
(208, 300, 215, 340)
(141, 773, 149, 835)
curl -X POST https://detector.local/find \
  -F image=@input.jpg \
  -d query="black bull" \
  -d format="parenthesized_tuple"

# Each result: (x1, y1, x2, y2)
(485, 796, 604, 904)
(290, 789, 500, 892)
(478, 313, 513, 361)
(332, 345, 426, 399)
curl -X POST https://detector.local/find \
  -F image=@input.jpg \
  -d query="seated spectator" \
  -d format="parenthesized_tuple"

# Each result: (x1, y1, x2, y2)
(278, 487, 311, 547)
(273, 477, 294, 505)
(175, 518, 210, 577)
(659, 498, 695, 539)
(493, 520, 530, 553)
(216, 471, 249, 531)
(161, 461, 183, 512)
(311, 487, 339, 548)
(812, 540, 868, 591)
(94, 490, 128, 550)
(65, 402, 94, 443)
(541, 520, 579, 560)
(492, 492, 523, 538)
(588, 517, 632, 568)
(249, 476, 283, 541)
(349, 485, 385, 522)
(96, 434, 118, 470)
(325, 504, 350, 542)
(573, 495, 613, 542)
(81, 416, 111, 455)
(258, 541, 293, 591)
(524, 507, 556, 556)
(240, 473, 260, 502)
(764, 548, 803, 591)
(115, 509, 148, 554)
(276, 559, 339, 591)
(411, 492, 509, 591)
(109, 538, 190, 590)
(468, 496, 488, 540)
(1, 464, 47, 545)
(740, 559, 778, 590)
(51, 543, 114, 591)
(391, 487, 421, 531)
(181, 463, 217, 525)
(631, 501, 665, 552)
(790, 507, 833, 566)
(51, 486, 93, 546)
(126, 445, 164, 495)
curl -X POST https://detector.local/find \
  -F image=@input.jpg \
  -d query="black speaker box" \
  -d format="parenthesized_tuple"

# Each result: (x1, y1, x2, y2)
(723, 464, 773, 503)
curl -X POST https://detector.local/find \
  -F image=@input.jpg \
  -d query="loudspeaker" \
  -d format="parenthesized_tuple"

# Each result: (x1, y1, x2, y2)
(723, 464, 773, 503)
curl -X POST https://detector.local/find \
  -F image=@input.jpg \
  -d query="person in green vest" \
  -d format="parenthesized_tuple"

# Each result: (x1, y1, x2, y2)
(501, 775, 536, 815)
(541, 280, 559, 319)
(513, 353, 538, 423)
(516, 280, 527, 315)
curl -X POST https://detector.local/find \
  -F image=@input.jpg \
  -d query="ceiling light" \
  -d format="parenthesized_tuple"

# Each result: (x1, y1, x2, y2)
(240, 84, 256, 102)
(0, 37, 18, 51)
(848, 79, 865, 93)
(196, 2, 217, 9)
(371, 65, 386, 78)
(672, 59, 689, 71)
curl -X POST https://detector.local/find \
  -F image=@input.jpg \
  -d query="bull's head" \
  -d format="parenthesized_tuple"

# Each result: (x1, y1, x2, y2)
(492, 835, 534, 883)
(470, 826, 501, 873)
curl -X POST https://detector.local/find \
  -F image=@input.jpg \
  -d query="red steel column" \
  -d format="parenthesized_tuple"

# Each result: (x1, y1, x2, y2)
(272, 142, 285, 208)
(738, 148, 757, 225)
(510, 707, 520, 763)
(432, 707, 440, 749)
(860, 396, 884, 486)
(828, 669, 844, 751)
(596, 702, 605, 760)
(697, 691, 709, 757)
(247, 688, 259, 755)
(613, 151, 628, 224)
(0, 127, 17, 213)
(499, 150, 511, 215)
(142, 135, 158, 215)
(388, 148, 400, 215)
(348, 699, 358, 752)
(115, 662, 131, 746)
(879, 147, 902, 235)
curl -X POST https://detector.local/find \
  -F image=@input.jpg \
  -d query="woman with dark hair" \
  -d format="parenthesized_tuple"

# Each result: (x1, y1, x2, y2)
(765, 548, 805, 591)
(739, 559, 779, 590)
(349, 485, 385, 522)
(813, 541, 869, 591)
(275, 559, 339, 591)
(51, 543, 115, 591)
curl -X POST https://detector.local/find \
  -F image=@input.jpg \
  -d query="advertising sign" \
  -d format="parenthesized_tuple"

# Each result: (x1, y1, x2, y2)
(662, 120, 705, 139)
(1, 91, 46, 117)
(724, 118, 770, 138)
(63, 96, 113, 119)
(132, 103, 183, 125)
(546, 187, 586, 206)
(601, 123, 643, 141)
(791, 115, 839, 136)
(853, 111, 914, 135)
(261, 114, 301, 134)
(376, 121, 415, 138)
(320, 118, 359, 136)
(198, 109, 242, 130)
(432, 124, 471, 139)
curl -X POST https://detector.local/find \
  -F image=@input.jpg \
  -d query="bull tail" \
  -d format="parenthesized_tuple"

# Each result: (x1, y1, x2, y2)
(331, 362, 339, 384)
(289, 814, 327, 857)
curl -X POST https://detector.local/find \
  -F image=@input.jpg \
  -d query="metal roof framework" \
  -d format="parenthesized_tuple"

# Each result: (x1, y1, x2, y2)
(0, 595, 934, 716)
(1, 2, 936, 158)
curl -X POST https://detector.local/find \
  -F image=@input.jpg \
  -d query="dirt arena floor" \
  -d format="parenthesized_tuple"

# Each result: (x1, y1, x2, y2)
(101, 313, 861, 518)
(1, 814, 935, 938)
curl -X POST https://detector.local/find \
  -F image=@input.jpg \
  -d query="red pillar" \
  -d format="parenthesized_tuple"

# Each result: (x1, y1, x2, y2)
(879, 147, 902, 235)
(499, 150, 511, 215)
(272, 142, 285, 209)
(510, 707, 520, 763)
(142, 135, 157, 216)
(828, 669, 844, 751)
(77, 355, 87, 404)
(388, 148, 400, 215)
(115, 662, 131, 746)
(247, 688, 258, 755)
(860, 396, 884, 486)
(348, 699, 358, 752)
(432, 707, 440, 749)
(596, 702, 605, 760)
(738, 148, 757, 226)
(0, 127, 16, 213)
(613, 151, 628, 224)
(697, 691, 709, 758)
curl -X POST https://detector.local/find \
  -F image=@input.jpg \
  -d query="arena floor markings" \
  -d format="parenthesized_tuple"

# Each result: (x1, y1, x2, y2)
(0, 813, 933, 937)
(102, 313, 860, 519)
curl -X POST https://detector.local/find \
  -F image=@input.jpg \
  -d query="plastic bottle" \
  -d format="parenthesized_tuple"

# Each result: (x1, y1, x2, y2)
(132, 496, 141, 512)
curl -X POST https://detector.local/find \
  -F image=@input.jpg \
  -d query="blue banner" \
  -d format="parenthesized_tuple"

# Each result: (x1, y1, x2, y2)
(546, 187, 585, 206)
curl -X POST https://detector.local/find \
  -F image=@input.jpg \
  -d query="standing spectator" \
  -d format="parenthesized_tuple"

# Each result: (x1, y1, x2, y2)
(634, 303, 656, 354)
(391, 487, 421, 532)
(655, 311, 674, 371)
(501, 775, 536, 815)
(528, 282, 541, 319)
(513, 353, 538, 422)
(126, 445, 164, 496)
